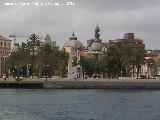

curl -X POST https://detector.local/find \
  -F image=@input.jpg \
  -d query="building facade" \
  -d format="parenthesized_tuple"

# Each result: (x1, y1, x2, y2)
(106, 33, 145, 49)
(0, 35, 11, 77)
(144, 50, 160, 78)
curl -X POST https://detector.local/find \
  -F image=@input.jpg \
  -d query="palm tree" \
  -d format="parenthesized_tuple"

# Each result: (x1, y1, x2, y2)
(58, 50, 69, 77)
(101, 42, 145, 78)
(120, 43, 136, 77)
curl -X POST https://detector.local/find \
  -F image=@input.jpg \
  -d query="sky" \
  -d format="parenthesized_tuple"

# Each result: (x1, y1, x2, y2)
(0, 0, 160, 49)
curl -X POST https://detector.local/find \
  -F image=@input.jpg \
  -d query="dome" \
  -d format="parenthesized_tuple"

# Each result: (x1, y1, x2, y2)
(64, 32, 84, 51)
(41, 33, 51, 43)
(64, 39, 84, 51)
(90, 42, 103, 52)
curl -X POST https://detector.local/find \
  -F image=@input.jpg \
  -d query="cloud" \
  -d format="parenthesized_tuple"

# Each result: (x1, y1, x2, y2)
(0, 0, 160, 49)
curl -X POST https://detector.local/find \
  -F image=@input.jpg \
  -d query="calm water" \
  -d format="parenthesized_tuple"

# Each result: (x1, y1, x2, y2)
(0, 89, 160, 120)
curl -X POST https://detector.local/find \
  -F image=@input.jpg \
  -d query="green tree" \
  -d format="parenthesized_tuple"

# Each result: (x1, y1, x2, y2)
(97, 42, 145, 78)
(4, 34, 69, 78)
(134, 48, 145, 78)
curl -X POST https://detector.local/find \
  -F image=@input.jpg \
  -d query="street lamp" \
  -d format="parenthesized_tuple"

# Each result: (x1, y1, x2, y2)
(43, 48, 50, 81)
(16, 67, 20, 81)
(147, 58, 152, 78)
(43, 64, 49, 81)
(20, 68, 23, 77)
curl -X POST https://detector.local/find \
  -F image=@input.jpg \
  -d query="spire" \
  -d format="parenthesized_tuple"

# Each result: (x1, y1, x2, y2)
(95, 25, 100, 40)
(72, 32, 75, 37)
(90, 25, 102, 52)
(69, 32, 77, 40)
(95, 25, 100, 33)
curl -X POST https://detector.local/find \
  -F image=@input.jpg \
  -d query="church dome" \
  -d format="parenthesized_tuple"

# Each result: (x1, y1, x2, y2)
(90, 42, 103, 52)
(64, 32, 84, 51)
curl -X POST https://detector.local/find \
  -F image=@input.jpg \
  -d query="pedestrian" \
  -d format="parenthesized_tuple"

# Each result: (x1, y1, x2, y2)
(72, 70, 77, 80)
(3, 75, 6, 81)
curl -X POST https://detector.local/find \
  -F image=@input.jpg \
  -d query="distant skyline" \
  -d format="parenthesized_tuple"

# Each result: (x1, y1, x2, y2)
(0, 0, 160, 49)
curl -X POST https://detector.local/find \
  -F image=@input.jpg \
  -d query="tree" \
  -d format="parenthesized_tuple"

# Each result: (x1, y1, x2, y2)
(57, 49, 69, 77)
(83, 57, 95, 77)
(97, 42, 145, 78)
(134, 48, 145, 78)
(4, 46, 28, 79)
(4, 34, 69, 78)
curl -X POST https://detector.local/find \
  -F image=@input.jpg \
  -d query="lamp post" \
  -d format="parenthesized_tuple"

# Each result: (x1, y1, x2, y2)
(44, 47, 49, 81)
(82, 67, 85, 79)
(16, 67, 20, 81)
(26, 64, 29, 77)
(20, 68, 23, 77)
(147, 58, 152, 78)
(147, 60, 150, 78)
(43, 64, 49, 81)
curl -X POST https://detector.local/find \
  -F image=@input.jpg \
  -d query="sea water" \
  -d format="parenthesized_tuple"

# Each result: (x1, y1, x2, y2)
(0, 89, 159, 120)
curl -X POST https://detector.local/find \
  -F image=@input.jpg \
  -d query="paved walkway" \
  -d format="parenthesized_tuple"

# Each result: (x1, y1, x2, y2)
(0, 77, 160, 89)
(0, 77, 160, 82)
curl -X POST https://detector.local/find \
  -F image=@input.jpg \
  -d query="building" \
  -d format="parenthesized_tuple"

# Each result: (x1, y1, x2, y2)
(40, 33, 56, 45)
(89, 25, 103, 53)
(106, 33, 145, 49)
(145, 50, 160, 78)
(64, 32, 84, 79)
(64, 32, 84, 52)
(41, 33, 51, 44)
(0, 35, 11, 77)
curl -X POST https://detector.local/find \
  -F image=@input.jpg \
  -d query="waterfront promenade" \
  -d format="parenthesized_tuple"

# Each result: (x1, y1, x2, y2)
(43, 78, 160, 89)
(0, 77, 160, 89)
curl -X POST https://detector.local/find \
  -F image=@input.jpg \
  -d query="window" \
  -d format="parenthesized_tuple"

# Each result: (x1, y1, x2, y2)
(4, 42, 6, 46)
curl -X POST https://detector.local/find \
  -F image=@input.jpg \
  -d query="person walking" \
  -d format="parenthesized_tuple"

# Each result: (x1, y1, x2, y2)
(3, 75, 6, 81)
(72, 70, 77, 80)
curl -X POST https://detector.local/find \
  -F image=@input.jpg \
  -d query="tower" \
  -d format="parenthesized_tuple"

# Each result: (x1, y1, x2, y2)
(64, 32, 84, 79)
(69, 32, 77, 40)
(90, 25, 103, 53)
